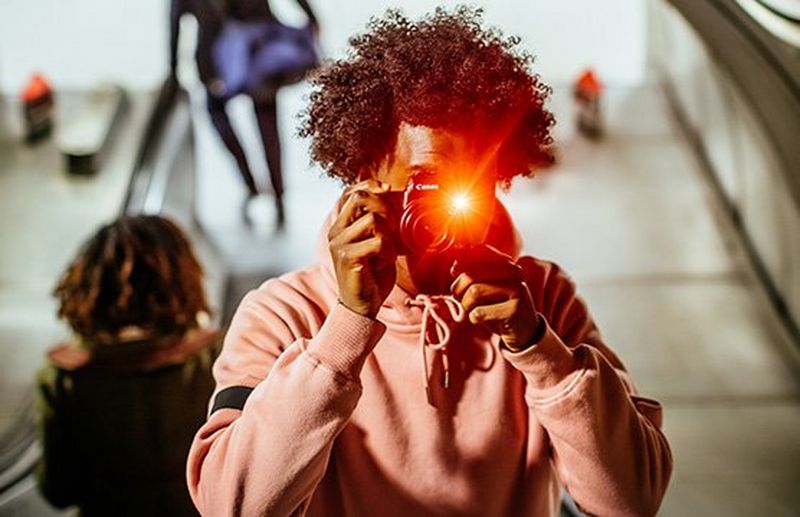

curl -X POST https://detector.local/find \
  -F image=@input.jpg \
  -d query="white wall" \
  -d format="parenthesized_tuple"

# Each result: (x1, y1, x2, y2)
(0, 0, 169, 92)
(294, 0, 647, 87)
(1, 0, 646, 93)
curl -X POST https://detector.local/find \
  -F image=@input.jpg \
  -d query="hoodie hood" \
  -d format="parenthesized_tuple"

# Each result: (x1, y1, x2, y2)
(48, 327, 219, 373)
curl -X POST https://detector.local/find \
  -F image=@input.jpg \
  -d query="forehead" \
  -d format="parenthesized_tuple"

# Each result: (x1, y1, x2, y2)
(393, 124, 473, 168)
(379, 123, 498, 188)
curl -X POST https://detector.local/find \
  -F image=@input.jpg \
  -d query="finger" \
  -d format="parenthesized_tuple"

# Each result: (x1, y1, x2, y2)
(356, 212, 397, 267)
(339, 234, 389, 264)
(338, 190, 388, 228)
(344, 179, 390, 196)
(330, 210, 392, 247)
(329, 190, 390, 240)
(345, 179, 396, 222)
(450, 264, 523, 298)
(460, 282, 518, 314)
(468, 299, 519, 326)
(329, 194, 360, 239)
(371, 225, 398, 268)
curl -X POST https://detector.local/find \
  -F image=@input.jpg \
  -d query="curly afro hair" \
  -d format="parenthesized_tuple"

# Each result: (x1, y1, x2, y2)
(300, 6, 555, 186)
(54, 216, 210, 347)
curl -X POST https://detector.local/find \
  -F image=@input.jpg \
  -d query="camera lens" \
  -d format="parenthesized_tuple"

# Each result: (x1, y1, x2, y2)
(399, 200, 455, 254)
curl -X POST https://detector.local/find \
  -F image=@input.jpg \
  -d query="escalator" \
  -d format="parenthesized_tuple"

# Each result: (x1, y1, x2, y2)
(652, 0, 800, 341)
(122, 78, 193, 217)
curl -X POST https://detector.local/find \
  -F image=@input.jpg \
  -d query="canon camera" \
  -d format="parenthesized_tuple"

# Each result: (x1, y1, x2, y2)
(384, 171, 496, 255)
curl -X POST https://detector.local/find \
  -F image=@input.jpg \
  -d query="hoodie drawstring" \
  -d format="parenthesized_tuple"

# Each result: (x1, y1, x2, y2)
(406, 294, 465, 405)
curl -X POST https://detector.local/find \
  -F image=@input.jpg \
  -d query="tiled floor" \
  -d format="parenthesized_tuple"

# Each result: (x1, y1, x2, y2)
(582, 280, 800, 401)
(663, 404, 800, 516)
(1, 80, 798, 514)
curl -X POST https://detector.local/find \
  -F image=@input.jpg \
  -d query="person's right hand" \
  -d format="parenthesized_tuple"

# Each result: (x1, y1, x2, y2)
(207, 78, 227, 99)
(328, 180, 397, 319)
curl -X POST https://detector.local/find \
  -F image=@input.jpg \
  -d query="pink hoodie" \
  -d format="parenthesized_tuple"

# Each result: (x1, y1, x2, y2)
(187, 211, 672, 516)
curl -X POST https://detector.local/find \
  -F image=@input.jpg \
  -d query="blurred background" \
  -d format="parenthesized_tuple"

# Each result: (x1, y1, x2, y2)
(1, 0, 799, 515)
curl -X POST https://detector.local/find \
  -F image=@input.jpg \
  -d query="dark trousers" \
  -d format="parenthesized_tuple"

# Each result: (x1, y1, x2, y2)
(206, 94, 283, 199)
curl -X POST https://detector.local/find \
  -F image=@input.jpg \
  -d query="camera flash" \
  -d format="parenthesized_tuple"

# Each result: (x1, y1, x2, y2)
(451, 192, 470, 212)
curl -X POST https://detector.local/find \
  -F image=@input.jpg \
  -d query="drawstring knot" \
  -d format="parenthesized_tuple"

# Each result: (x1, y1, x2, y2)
(405, 294, 464, 404)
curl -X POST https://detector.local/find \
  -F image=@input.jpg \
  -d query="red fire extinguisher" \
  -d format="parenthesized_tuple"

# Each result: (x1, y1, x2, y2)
(573, 69, 604, 139)
(21, 74, 55, 142)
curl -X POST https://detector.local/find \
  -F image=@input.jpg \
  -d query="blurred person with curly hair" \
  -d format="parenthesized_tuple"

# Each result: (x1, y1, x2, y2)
(187, 7, 672, 516)
(37, 215, 218, 516)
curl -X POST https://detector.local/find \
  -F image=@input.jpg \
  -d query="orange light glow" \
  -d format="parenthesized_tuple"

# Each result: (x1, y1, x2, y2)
(451, 192, 470, 212)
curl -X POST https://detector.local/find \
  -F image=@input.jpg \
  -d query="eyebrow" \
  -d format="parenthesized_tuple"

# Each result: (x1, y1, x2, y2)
(406, 165, 437, 175)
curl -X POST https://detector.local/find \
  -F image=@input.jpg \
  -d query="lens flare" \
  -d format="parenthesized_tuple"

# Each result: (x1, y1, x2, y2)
(451, 192, 470, 212)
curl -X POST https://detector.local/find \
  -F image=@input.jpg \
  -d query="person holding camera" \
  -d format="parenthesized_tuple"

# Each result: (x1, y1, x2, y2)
(187, 8, 672, 517)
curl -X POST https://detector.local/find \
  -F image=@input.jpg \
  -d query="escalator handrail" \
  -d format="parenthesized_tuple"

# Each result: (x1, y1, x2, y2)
(120, 77, 180, 216)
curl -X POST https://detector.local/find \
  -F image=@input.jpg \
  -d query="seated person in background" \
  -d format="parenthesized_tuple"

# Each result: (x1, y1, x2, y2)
(37, 215, 218, 516)
(187, 8, 672, 517)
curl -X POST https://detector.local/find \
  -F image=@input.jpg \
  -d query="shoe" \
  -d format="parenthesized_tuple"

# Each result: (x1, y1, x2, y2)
(243, 194, 279, 234)
(241, 192, 258, 228)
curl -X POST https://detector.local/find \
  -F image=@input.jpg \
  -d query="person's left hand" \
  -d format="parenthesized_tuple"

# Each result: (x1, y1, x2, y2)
(450, 245, 541, 352)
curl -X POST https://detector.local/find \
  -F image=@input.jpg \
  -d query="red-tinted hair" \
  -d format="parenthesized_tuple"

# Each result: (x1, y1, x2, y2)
(300, 6, 555, 187)
(54, 215, 209, 346)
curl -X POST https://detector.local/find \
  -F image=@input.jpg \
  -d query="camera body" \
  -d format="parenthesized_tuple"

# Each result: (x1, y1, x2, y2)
(384, 171, 496, 255)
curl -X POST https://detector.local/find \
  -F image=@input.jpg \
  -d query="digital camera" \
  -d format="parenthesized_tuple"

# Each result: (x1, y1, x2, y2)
(384, 171, 496, 255)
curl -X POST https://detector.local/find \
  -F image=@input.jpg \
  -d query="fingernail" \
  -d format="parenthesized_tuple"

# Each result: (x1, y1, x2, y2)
(450, 261, 459, 277)
(470, 309, 482, 324)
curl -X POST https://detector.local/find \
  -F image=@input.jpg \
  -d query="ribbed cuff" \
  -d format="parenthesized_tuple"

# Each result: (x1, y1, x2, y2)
(500, 315, 582, 394)
(305, 302, 386, 381)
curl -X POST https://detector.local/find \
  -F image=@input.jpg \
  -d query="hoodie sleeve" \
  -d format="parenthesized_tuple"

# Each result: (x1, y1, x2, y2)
(501, 257, 672, 517)
(186, 278, 385, 516)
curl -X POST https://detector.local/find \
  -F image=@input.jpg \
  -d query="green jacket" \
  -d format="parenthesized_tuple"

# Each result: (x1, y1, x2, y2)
(36, 329, 218, 516)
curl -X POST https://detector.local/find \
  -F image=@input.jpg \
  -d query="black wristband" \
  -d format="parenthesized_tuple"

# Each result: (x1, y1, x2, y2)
(501, 313, 547, 353)
(211, 386, 254, 414)
(530, 313, 547, 344)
